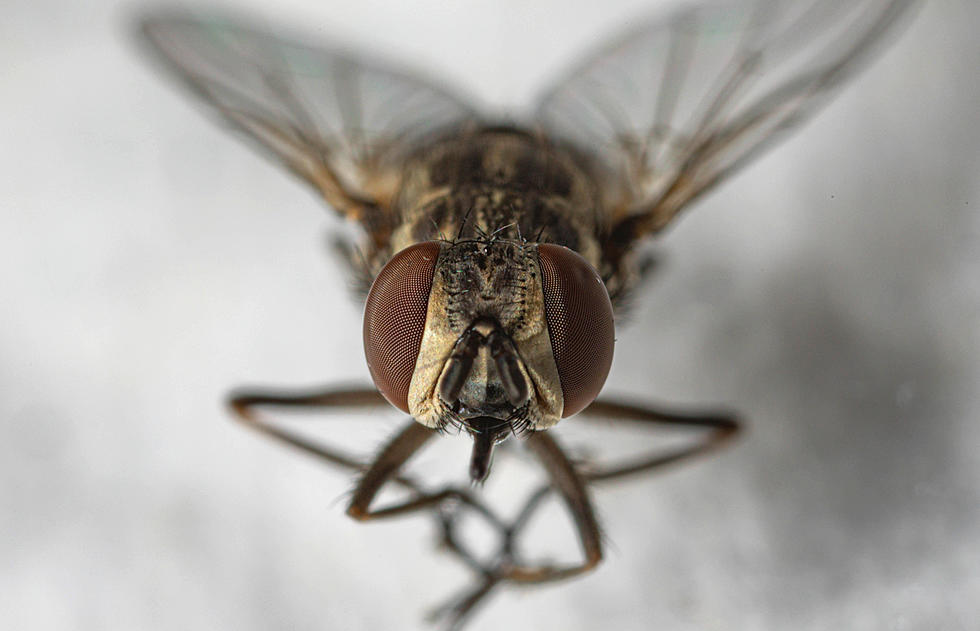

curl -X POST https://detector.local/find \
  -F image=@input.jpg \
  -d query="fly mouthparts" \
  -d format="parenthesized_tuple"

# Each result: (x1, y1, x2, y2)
(469, 427, 494, 483)
(465, 416, 509, 483)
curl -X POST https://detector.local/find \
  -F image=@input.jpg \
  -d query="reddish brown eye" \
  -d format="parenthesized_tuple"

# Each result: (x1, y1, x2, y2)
(537, 244, 614, 417)
(363, 242, 442, 412)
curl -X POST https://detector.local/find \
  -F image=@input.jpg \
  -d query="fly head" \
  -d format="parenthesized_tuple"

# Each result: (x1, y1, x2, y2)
(363, 238, 615, 482)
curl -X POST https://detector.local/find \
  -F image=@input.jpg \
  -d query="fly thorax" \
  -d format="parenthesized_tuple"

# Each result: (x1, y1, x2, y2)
(387, 127, 606, 270)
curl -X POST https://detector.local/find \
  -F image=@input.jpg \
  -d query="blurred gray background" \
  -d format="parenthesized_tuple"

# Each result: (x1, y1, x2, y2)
(2, 1, 977, 629)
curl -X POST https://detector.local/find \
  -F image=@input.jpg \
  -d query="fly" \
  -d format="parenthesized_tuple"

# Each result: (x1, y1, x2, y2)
(140, 1, 917, 627)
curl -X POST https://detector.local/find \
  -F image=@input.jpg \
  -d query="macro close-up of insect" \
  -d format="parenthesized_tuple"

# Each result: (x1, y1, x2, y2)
(135, 0, 923, 627)
(5, 0, 980, 630)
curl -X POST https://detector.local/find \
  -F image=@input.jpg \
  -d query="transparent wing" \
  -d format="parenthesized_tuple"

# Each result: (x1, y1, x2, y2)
(140, 12, 481, 234)
(535, 0, 916, 242)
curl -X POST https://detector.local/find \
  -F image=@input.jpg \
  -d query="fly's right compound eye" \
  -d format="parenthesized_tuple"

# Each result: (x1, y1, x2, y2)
(363, 242, 442, 413)
(537, 244, 615, 417)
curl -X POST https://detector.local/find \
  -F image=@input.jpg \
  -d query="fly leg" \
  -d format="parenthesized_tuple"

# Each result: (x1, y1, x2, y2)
(426, 569, 504, 631)
(437, 399, 742, 599)
(500, 430, 604, 583)
(577, 398, 741, 483)
(229, 386, 388, 471)
(345, 421, 503, 527)
(311, 415, 526, 631)
(229, 385, 506, 526)
(426, 430, 599, 630)
(230, 384, 515, 608)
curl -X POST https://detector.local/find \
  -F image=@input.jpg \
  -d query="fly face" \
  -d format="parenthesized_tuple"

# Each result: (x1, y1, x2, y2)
(362, 236, 614, 481)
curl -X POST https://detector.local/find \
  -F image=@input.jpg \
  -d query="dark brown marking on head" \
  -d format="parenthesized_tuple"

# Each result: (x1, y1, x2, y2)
(438, 239, 533, 337)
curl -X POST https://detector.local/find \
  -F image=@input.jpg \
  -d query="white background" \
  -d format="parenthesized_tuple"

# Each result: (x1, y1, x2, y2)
(2, 1, 978, 630)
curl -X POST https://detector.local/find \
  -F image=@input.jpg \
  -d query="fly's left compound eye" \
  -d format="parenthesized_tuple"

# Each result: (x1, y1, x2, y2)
(363, 242, 442, 413)
(537, 244, 615, 417)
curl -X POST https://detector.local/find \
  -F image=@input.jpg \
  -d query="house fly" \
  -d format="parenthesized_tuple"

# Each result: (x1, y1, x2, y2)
(140, 1, 916, 627)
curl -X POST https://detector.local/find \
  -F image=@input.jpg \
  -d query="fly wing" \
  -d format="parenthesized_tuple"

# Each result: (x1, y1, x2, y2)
(535, 0, 916, 245)
(140, 12, 481, 240)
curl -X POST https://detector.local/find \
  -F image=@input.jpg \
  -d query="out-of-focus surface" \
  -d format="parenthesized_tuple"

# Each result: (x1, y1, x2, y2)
(2, 1, 977, 630)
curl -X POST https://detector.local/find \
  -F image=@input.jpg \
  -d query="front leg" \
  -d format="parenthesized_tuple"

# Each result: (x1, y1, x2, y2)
(228, 385, 505, 527)
(499, 430, 603, 584)
(454, 398, 742, 587)
(228, 386, 389, 472)
(578, 398, 741, 483)
(345, 420, 502, 528)
(426, 430, 605, 630)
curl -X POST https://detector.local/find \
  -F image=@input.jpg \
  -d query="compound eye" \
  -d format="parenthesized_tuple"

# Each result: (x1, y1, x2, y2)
(363, 242, 442, 412)
(537, 244, 615, 417)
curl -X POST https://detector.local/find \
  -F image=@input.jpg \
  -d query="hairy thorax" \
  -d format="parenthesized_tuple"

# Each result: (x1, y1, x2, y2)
(386, 127, 607, 271)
